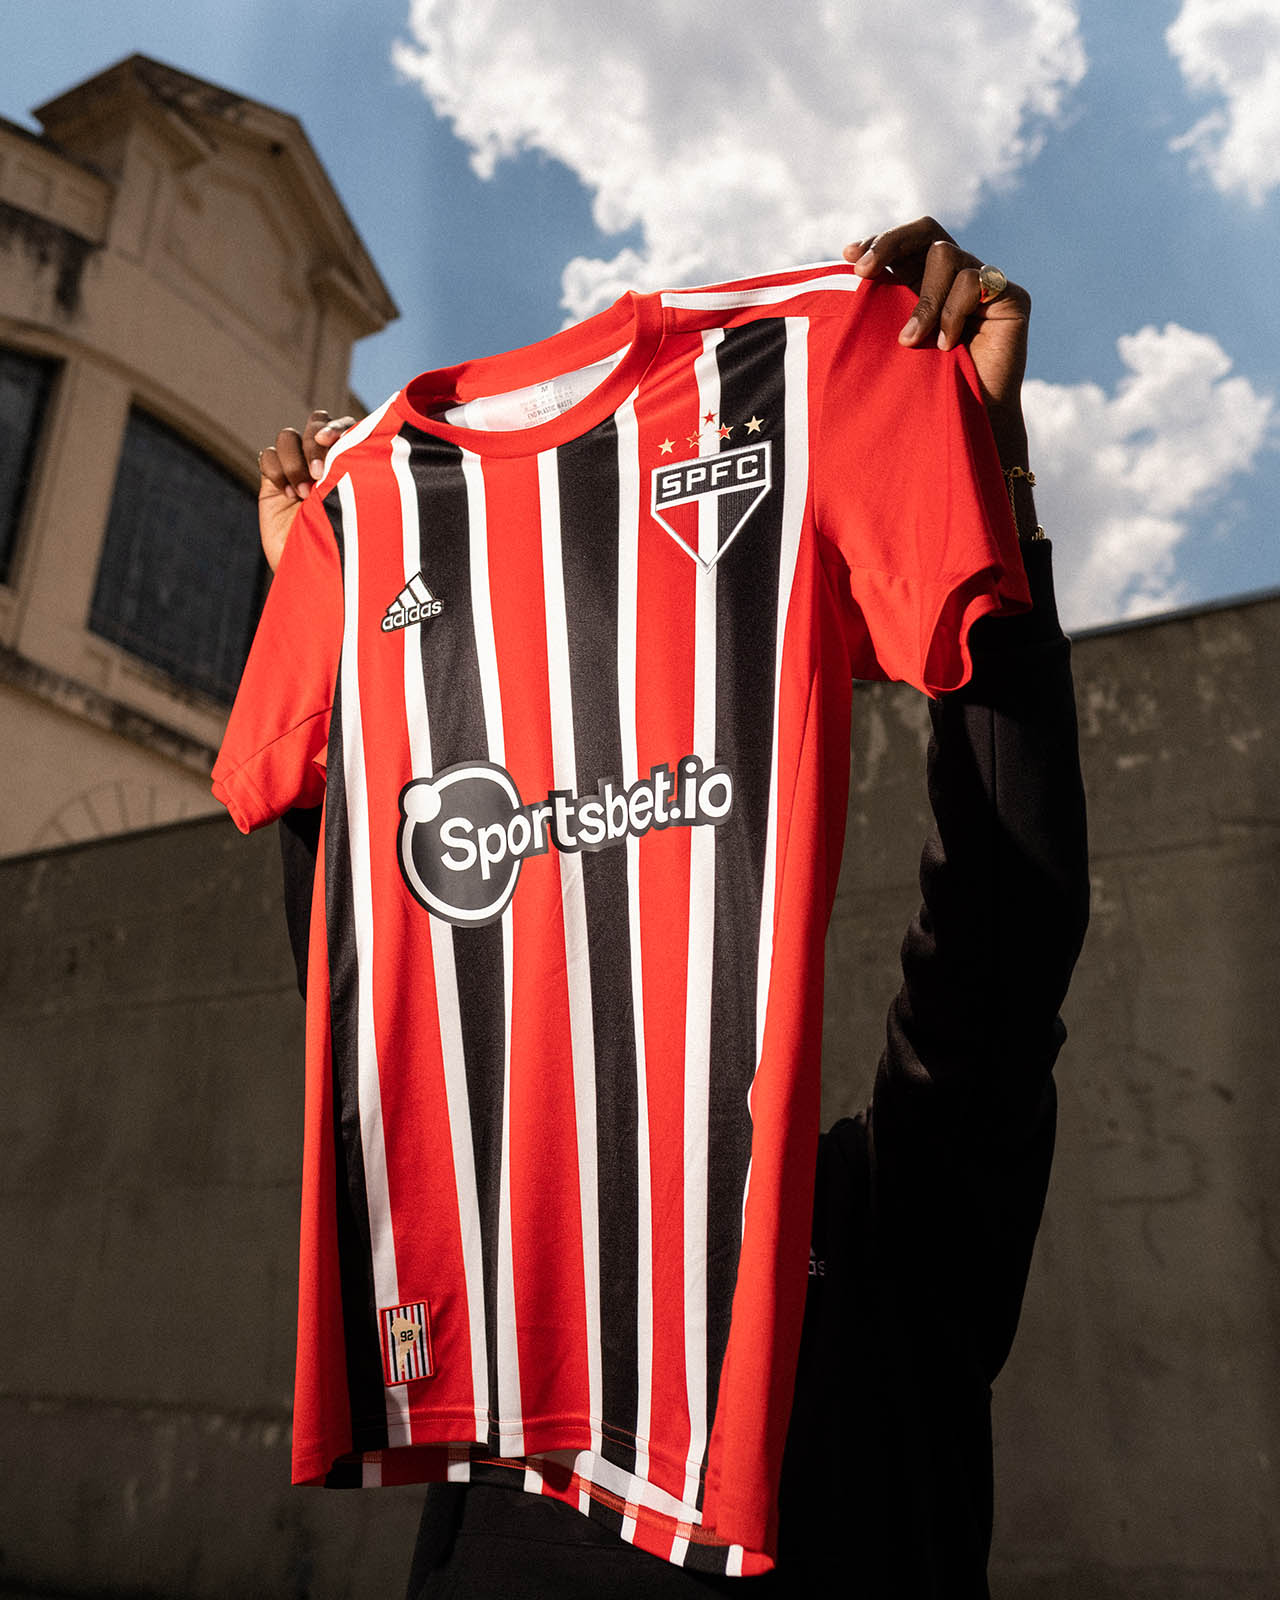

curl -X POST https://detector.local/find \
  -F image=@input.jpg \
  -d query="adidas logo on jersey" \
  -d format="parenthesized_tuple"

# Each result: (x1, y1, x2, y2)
(382, 572, 443, 631)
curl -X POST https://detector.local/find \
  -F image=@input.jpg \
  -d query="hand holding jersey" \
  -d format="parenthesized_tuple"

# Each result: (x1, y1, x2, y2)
(842, 217, 1037, 537)
(255, 219, 1038, 574)
(844, 218, 1030, 412)
(257, 409, 356, 571)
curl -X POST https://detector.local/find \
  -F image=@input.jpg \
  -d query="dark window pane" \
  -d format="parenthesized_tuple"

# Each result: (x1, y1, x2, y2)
(90, 410, 265, 705)
(0, 347, 56, 585)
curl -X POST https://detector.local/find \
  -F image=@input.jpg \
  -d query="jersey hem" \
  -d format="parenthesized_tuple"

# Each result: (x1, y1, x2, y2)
(302, 1408, 711, 1497)
(293, 1441, 778, 1574)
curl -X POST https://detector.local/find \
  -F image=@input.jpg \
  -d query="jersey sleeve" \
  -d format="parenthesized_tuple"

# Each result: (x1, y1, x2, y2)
(812, 280, 1030, 696)
(211, 489, 344, 832)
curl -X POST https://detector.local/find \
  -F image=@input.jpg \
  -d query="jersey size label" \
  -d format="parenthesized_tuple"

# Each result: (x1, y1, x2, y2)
(397, 755, 734, 927)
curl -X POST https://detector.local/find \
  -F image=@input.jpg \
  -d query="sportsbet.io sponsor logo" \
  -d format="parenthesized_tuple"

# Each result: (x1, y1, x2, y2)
(398, 756, 733, 926)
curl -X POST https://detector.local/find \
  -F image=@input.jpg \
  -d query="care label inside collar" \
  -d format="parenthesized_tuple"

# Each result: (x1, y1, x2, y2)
(436, 351, 626, 432)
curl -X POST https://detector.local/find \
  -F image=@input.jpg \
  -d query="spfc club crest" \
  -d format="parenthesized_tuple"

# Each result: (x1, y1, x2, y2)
(650, 439, 772, 571)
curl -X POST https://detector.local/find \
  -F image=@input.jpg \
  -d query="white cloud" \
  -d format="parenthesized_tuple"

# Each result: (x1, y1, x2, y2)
(394, 0, 1085, 318)
(1167, 0, 1280, 204)
(1023, 326, 1274, 629)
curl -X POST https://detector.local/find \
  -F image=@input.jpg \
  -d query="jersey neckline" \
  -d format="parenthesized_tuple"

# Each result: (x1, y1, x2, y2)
(393, 290, 665, 458)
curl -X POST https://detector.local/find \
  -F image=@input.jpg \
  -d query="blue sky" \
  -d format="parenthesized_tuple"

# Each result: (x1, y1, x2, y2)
(7, 0, 1279, 630)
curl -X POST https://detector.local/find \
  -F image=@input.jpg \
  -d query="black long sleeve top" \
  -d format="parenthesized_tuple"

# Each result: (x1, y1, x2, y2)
(778, 537, 1089, 1596)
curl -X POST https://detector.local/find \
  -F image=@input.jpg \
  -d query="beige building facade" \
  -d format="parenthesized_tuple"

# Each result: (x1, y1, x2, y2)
(0, 54, 395, 857)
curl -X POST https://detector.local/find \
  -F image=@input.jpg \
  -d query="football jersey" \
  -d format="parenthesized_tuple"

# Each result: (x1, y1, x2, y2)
(212, 262, 1029, 1575)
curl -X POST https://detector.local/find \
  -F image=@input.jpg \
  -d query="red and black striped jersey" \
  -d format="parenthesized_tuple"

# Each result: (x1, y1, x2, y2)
(213, 262, 1029, 1575)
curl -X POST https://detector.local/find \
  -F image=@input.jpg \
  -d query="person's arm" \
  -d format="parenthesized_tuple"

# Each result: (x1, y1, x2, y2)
(257, 408, 357, 572)
(831, 218, 1086, 1376)
(865, 532, 1089, 1381)
(776, 225, 1081, 1588)
(783, 535, 1086, 1588)
(256, 410, 356, 996)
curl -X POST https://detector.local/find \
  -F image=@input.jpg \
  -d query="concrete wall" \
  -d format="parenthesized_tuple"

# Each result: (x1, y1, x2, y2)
(2, 589, 1277, 1598)
(0, 819, 424, 1599)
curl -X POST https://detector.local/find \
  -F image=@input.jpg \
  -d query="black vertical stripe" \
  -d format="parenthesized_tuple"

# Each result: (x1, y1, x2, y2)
(322, 485, 389, 1452)
(402, 424, 506, 1451)
(683, 1538, 734, 1577)
(555, 419, 642, 1477)
(703, 320, 791, 1460)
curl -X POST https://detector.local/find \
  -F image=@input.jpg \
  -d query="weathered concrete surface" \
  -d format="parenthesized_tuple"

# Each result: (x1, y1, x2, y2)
(0, 820, 425, 1598)
(1, 590, 1277, 1596)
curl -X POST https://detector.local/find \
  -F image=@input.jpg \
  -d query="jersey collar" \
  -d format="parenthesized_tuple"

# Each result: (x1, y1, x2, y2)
(393, 289, 664, 458)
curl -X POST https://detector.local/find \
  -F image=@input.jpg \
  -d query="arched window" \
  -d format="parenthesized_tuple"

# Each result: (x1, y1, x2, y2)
(89, 409, 266, 705)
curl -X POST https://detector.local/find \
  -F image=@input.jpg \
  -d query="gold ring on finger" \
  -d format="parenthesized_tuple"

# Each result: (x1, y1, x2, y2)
(978, 264, 1008, 304)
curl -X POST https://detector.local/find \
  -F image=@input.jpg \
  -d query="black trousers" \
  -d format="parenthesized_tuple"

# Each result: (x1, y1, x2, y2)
(405, 1483, 791, 1599)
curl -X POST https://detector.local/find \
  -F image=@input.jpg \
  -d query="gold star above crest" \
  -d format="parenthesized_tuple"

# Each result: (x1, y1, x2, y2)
(718, 423, 732, 440)
(686, 431, 702, 448)
(659, 437, 675, 455)
(703, 410, 716, 424)
(744, 415, 764, 434)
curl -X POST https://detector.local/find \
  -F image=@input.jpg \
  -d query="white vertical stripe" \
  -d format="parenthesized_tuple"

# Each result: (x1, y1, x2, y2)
(462, 451, 505, 765)
(753, 321, 809, 1065)
(537, 447, 604, 1457)
(726, 1544, 745, 1577)
(461, 449, 524, 1451)
(393, 433, 432, 767)
(615, 394, 655, 1483)
(337, 472, 409, 1445)
(542, 1446, 700, 1521)
(427, 934, 491, 1439)
(390, 436, 490, 1438)
(670, 1535, 691, 1567)
(738, 321, 811, 1249)
(681, 330, 724, 1505)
